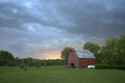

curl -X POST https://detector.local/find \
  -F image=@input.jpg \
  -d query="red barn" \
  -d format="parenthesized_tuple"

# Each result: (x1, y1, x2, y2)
(67, 49, 96, 68)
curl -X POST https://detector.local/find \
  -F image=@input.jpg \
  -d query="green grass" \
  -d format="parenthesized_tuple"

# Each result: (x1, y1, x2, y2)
(0, 66, 125, 83)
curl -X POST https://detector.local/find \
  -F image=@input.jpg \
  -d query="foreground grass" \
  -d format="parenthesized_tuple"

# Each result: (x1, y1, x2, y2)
(0, 66, 125, 83)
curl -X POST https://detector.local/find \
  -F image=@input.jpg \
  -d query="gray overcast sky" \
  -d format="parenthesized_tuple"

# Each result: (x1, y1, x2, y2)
(0, 0, 125, 59)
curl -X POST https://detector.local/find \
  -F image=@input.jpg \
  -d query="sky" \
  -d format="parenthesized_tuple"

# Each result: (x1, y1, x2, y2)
(0, 0, 125, 59)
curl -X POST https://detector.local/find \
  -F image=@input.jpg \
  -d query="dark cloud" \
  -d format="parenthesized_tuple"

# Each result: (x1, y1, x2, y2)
(54, 0, 125, 38)
(0, 0, 125, 59)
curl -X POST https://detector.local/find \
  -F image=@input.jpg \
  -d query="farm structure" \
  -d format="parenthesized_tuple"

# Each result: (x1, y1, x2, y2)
(67, 48, 96, 68)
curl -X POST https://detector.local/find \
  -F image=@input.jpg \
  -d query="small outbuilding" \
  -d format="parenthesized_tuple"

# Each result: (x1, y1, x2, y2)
(67, 48, 96, 68)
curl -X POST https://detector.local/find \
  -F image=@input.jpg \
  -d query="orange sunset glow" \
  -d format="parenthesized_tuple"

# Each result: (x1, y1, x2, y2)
(46, 51, 61, 59)
(33, 50, 62, 60)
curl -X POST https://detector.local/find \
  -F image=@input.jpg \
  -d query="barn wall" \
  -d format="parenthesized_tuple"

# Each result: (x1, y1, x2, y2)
(79, 59, 96, 68)
(67, 51, 79, 67)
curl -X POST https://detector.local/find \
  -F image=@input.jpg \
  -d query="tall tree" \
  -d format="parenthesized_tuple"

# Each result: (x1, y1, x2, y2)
(100, 36, 125, 65)
(0, 50, 15, 66)
(83, 42, 101, 63)
(83, 42, 100, 54)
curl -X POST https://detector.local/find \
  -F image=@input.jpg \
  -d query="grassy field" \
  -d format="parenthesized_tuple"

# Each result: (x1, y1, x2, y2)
(0, 66, 125, 83)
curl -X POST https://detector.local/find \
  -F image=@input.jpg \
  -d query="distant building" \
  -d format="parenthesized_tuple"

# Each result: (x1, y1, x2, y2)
(66, 48, 96, 68)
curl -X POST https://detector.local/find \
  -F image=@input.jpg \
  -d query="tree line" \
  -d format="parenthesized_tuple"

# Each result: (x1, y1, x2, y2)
(0, 50, 64, 67)
(84, 35, 125, 65)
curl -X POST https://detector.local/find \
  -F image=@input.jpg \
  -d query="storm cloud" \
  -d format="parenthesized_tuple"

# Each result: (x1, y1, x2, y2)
(0, 0, 125, 59)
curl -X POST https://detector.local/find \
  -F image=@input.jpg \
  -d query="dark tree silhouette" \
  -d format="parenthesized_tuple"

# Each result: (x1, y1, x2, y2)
(0, 50, 15, 66)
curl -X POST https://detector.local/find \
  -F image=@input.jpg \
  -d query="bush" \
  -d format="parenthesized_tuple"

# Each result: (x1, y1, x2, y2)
(96, 64, 125, 70)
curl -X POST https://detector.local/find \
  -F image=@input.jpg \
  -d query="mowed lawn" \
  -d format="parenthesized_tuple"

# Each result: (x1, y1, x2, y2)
(0, 66, 125, 83)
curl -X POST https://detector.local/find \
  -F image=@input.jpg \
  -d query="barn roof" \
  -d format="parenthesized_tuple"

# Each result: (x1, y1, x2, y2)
(75, 49, 95, 59)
